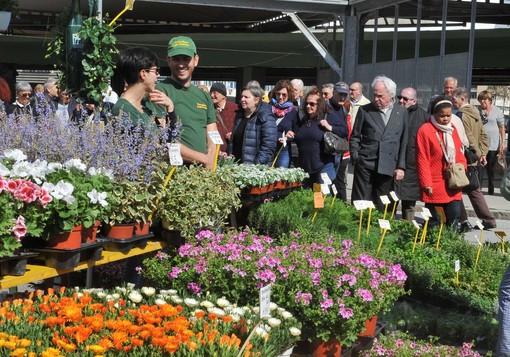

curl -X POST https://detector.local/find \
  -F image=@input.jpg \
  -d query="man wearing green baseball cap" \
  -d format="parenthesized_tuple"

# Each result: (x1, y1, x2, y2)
(157, 35, 218, 169)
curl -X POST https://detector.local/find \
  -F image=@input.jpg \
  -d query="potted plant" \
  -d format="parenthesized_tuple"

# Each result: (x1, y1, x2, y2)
(0, 0, 19, 31)
(153, 163, 241, 238)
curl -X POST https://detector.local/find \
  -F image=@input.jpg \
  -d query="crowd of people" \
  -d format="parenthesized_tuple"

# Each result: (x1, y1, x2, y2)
(0, 35, 508, 231)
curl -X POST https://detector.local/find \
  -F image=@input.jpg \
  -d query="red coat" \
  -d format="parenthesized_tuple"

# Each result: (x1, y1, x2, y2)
(216, 99, 237, 152)
(415, 121, 467, 203)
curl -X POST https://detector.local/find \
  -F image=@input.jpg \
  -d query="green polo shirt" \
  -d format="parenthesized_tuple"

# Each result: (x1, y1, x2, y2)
(157, 78, 216, 154)
(112, 98, 159, 129)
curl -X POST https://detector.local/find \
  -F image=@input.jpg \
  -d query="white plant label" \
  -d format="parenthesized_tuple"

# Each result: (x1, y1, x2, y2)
(455, 260, 460, 272)
(412, 220, 420, 229)
(331, 184, 338, 196)
(353, 200, 367, 210)
(378, 219, 391, 230)
(380, 195, 391, 205)
(419, 211, 429, 221)
(389, 191, 399, 201)
(366, 201, 376, 209)
(207, 130, 224, 145)
(282, 132, 287, 147)
(259, 284, 271, 319)
(321, 184, 330, 195)
(421, 207, 432, 218)
(475, 220, 484, 230)
(167, 143, 183, 166)
(320, 173, 332, 185)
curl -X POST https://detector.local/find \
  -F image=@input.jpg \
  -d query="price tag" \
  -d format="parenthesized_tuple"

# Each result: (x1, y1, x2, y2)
(495, 231, 507, 240)
(378, 219, 391, 230)
(314, 192, 324, 209)
(366, 201, 376, 209)
(435, 207, 446, 224)
(320, 173, 332, 185)
(207, 130, 224, 145)
(412, 220, 420, 229)
(282, 132, 287, 147)
(475, 220, 484, 230)
(455, 260, 460, 272)
(331, 184, 338, 196)
(259, 284, 271, 319)
(313, 183, 322, 192)
(421, 207, 432, 218)
(380, 195, 391, 205)
(167, 143, 183, 166)
(353, 200, 367, 210)
(419, 211, 429, 221)
(390, 191, 399, 201)
(321, 184, 330, 195)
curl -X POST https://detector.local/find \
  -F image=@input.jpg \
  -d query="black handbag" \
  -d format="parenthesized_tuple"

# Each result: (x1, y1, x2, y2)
(323, 132, 349, 155)
(463, 164, 480, 192)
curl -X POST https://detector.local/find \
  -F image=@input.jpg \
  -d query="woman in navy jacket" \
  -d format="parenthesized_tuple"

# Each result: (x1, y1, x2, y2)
(294, 88, 347, 188)
(229, 85, 277, 165)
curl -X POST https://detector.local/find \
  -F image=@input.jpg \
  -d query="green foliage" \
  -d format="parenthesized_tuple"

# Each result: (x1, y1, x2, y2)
(153, 163, 241, 238)
(0, 0, 19, 13)
(78, 16, 118, 104)
(45, 7, 71, 85)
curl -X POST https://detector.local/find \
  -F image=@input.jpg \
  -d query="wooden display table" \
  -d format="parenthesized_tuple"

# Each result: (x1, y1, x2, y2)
(0, 240, 167, 290)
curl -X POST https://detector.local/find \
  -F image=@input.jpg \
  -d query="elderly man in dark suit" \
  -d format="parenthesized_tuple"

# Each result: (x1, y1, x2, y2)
(350, 75, 408, 212)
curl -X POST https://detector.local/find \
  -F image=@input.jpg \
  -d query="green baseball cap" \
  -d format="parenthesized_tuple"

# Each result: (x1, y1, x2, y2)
(167, 36, 197, 57)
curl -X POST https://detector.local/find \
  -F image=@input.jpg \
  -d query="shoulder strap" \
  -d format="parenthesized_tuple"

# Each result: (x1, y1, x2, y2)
(435, 131, 451, 165)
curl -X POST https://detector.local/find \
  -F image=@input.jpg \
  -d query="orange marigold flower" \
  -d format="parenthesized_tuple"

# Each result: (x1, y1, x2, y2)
(86, 344, 106, 354)
(208, 313, 218, 321)
(131, 338, 144, 347)
(138, 330, 152, 340)
(98, 338, 114, 350)
(194, 310, 206, 319)
(75, 326, 93, 344)
(11, 348, 27, 357)
(222, 315, 233, 323)
(111, 331, 128, 347)
(162, 337, 179, 353)
(151, 336, 169, 347)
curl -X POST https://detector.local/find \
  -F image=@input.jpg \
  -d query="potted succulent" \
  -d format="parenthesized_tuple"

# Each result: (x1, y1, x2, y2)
(0, 0, 18, 31)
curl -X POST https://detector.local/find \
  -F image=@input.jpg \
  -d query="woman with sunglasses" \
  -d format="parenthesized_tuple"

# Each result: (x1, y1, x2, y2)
(113, 47, 171, 129)
(294, 88, 347, 188)
(6, 81, 34, 117)
(269, 79, 299, 168)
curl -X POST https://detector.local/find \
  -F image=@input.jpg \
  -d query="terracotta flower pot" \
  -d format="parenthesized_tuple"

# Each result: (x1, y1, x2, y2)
(105, 223, 135, 240)
(309, 337, 342, 357)
(358, 315, 378, 337)
(82, 221, 101, 244)
(134, 221, 151, 236)
(46, 225, 84, 250)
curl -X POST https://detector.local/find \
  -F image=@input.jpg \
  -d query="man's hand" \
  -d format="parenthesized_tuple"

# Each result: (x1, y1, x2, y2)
(479, 155, 487, 166)
(394, 169, 405, 180)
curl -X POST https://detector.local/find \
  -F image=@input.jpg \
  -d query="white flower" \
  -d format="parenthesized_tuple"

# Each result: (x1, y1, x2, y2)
(200, 300, 214, 309)
(141, 287, 156, 297)
(184, 298, 199, 307)
(289, 327, 302, 336)
(47, 180, 74, 200)
(270, 302, 277, 311)
(267, 317, 281, 328)
(0, 163, 9, 176)
(112, 293, 121, 300)
(252, 306, 260, 314)
(128, 291, 143, 303)
(207, 307, 225, 316)
(3, 149, 27, 162)
(217, 297, 230, 307)
(48, 162, 63, 171)
(280, 311, 293, 320)
(87, 189, 108, 207)
(155, 298, 167, 306)
(126, 283, 136, 290)
(231, 314, 241, 322)
(10, 161, 30, 178)
(96, 291, 107, 299)
(170, 296, 183, 304)
(64, 158, 87, 171)
(231, 307, 245, 317)
(255, 326, 268, 338)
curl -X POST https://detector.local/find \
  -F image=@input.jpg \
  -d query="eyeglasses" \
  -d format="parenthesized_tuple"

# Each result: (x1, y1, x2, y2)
(321, 92, 330, 96)
(349, 88, 358, 91)
(144, 67, 160, 75)
(19, 93, 32, 98)
(305, 102, 317, 107)
(275, 91, 288, 98)
(397, 95, 413, 102)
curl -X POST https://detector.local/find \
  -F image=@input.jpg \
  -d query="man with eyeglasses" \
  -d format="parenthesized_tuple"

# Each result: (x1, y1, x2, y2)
(350, 75, 408, 212)
(394, 87, 428, 220)
(157, 35, 218, 169)
(348, 82, 370, 127)
(6, 81, 34, 116)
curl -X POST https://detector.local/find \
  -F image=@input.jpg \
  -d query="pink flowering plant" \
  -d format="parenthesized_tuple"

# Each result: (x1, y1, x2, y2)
(144, 229, 408, 346)
(360, 331, 482, 357)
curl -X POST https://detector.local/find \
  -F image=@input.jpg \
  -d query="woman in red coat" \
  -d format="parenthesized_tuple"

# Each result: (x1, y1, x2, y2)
(416, 96, 467, 227)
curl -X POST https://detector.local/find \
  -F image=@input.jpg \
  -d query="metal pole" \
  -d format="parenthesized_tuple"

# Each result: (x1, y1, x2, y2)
(438, 0, 448, 93)
(392, 5, 399, 79)
(372, 9, 378, 78)
(466, 0, 477, 92)
(414, 0, 422, 89)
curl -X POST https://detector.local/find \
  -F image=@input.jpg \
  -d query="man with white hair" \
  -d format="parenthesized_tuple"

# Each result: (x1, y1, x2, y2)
(350, 75, 408, 212)
(291, 78, 304, 107)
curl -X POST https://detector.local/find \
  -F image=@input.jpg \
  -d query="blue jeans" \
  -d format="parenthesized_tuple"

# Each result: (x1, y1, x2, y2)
(275, 145, 291, 168)
(303, 162, 336, 189)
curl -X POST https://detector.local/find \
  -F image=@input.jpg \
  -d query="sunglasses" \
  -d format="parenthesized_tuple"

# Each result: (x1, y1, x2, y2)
(275, 91, 288, 97)
(19, 93, 32, 98)
(305, 102, 317, 107)
(397, 95, 413, 102)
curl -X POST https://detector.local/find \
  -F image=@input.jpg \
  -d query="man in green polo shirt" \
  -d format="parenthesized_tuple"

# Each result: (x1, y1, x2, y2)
(157, 36, 218, 169)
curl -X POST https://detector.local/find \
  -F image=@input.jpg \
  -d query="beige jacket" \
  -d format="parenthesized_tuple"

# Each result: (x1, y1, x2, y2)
(458, 104, 489, 157)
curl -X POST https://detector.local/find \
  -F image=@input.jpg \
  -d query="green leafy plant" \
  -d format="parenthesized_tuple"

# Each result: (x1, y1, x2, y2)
(153, 163, 241, 238)
(0, 0, 19, 13)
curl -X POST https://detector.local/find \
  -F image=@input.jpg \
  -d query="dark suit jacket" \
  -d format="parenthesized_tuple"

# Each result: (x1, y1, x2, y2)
(350, 101, 408, 177)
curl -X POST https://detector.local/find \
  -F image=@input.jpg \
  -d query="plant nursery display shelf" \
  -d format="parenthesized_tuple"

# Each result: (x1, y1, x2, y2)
(0, 240, 167, 290)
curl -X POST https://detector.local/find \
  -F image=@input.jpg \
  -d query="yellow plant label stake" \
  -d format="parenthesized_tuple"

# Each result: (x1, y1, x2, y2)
(376, 219, 391, 255)
(389, 191, 399, 220)
(495, 231, 507, 253)
(366, 201, 375, 236)
(412, 220, 420, 253)
(354, 200, 367, 241)
(435, 207, 447, 251)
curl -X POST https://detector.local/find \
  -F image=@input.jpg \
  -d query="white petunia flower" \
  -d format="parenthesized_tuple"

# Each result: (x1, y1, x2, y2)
(49, 180, 74, 200)
(10, 161, 31, 178)
(155, 298, 167, 306)
(128, 291, 143, 303)
(281, 311, 293, 320)
(255, 326, 268, 338)
(64, 158, 87, 171)
(87, 189, 108, 207)
(96, 291, 107, 299)
(47, 162, 63, 171)
(170, 296, 183, 304)
(0, 163, 9, 176)
(112, 293, 121, 300)
(270, 302, 277, 311)
(3, 149, 27, 162)
(230, 307, 245, 317)
(200, 300, 214, 309)
(207, 307, 225, 316)
(231, 314, 241, 322)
